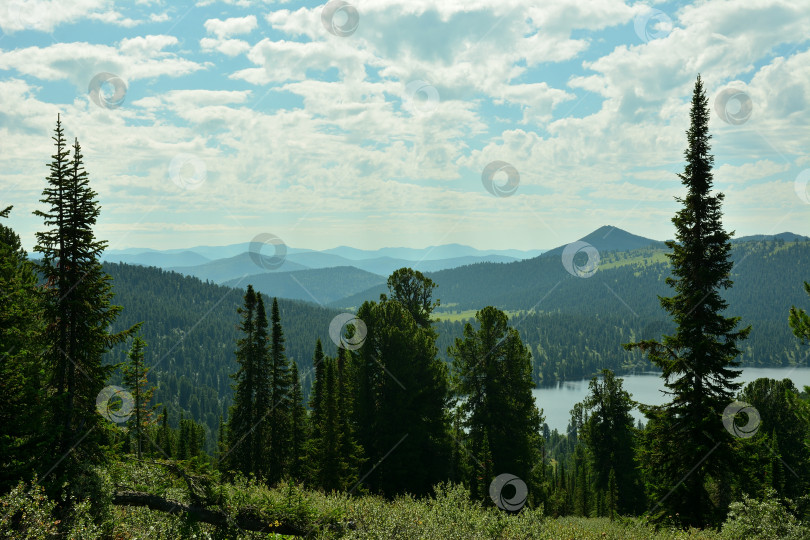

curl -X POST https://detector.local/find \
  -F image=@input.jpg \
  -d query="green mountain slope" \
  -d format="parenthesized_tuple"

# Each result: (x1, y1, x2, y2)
(427, 238, 810, 383)
(222, 266, 387, 305)
(102, 263, 342, 452)
(168, 252, 310, 283)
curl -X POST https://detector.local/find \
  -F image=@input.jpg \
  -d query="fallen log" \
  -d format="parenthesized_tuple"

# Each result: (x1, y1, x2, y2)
(112, 490, 309, 537)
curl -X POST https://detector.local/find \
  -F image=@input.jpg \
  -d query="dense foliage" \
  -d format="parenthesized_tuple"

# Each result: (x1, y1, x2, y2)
(101, 261, 343, 453)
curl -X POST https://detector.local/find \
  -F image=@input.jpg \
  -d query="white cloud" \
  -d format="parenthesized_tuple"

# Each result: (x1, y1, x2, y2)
(200, 37, 251, 56)
(716, 160, 790, 185)
(203, 15, 257, 38)
(0, 37, 205, 87)
(2, 0, 809, 250)
(87, 10, 140, 28)
(0, 0, 108, 33)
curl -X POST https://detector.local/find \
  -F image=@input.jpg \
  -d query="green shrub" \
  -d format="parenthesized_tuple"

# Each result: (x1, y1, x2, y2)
(720, 488, 810, 540)
(0, 478, 59, 539)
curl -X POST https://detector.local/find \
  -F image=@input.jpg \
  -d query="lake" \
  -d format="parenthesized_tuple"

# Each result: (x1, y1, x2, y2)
(533, 367, 810, 433)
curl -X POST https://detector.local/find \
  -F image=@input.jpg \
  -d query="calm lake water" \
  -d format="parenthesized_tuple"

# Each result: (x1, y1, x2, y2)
(533, 367, 810, 433)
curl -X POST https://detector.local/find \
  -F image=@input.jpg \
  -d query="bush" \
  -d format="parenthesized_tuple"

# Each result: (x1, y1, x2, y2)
(720, 488, 810, 540)
(56, 461, 115, 537)
(0, 478, 59, 539)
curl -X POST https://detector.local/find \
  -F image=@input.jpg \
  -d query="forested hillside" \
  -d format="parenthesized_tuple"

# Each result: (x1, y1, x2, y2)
(102, 262, 342, 452)
(222, 265, 386, 304)
(98, 238, 810, 454)
(390, 239, 810, 383)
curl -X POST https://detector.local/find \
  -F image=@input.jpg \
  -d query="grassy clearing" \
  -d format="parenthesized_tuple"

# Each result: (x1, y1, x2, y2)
(433, 309, 525, 322)
(596, 250, 669, 271)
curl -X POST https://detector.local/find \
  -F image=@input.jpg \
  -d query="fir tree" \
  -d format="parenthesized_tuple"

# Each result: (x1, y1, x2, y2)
(158, 407, 172, 458)
(267, 297, 292, 484)
(178, 412, 188, 460)
(608, 468, 618, 521)
(352, 287, 451, 496)
(217, 415, 226, 467)
(573, 444, 589, 516)
(335, 347, 363, 490)
(252, 294, 271, 481)
(226, 285, 259, 476)
(321, 358, 340, 491)
(288, 361, 308, 481)
(122, 336, 155, 459)
(0, 206, 47, 493)
(624, 75, 751, 526)
(450, 306, 543, 504)
(33, 118, 133, 477)
(305, 340, 326, 484)
(581, 370, 644, 514)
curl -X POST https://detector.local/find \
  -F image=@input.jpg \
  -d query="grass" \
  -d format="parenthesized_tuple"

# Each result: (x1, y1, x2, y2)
(433, 309, 525, 322)
(5, 459, 804, 539)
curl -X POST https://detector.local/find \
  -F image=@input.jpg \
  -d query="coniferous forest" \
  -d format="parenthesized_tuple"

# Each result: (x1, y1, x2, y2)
(2, 78, 810, 539)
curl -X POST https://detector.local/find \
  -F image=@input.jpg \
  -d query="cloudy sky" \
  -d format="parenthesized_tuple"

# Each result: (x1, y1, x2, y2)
(1, 0, 808, 252)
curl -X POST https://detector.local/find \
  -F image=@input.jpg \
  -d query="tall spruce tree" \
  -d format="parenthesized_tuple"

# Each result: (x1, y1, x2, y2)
(320, 358, 341, 491)
(335, 347, 363, 490)
(122, 336, 155, 459)
(351, 273, 451, 496)
(581, 370, 644, 515)
(0, 206, 47, 493)
(305, 339, 326, 484)
(158, 407, 172, 458)
(33, 118, 132, 472)
(288, 361, 308, 481)
(252, 294, 272, 481)
(450, 306, 543, 504)
(624, 75, 750, 526)
(226, 285, 259, 476)
(266, 297, 292, 484)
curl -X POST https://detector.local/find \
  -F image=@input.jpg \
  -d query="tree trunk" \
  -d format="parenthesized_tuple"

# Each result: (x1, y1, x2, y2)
(112, 491, 308, 536)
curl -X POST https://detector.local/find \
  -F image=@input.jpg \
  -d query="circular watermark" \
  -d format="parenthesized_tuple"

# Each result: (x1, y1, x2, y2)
(634, 8, 672, 43)
(96, 385, 134, 425)
(489, 473, 527, 512)
(169, 153, 207, 190)
(481, 161, 520, 198)
(321, 0, 359, 37)
(403, 80, 439, 114)
(722, 400, 760, 438)
(561, 241, 600, 278)
(249, 233, 287, 271)
(329, 313, 367, 350)
(714, 88, 753, 125)
(88, 72, 127, 109)
(794, 169, 810, 204)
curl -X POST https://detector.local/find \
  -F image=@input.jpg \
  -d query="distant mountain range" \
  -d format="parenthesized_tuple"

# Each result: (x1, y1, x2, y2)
(100, 242, 545, 286)
(101, 228, 809, 307)
(334, 225, 670, 309)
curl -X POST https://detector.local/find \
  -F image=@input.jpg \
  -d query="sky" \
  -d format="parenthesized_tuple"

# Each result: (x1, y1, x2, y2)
(0, 0, 808, 252)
